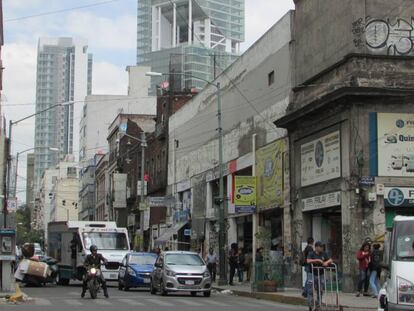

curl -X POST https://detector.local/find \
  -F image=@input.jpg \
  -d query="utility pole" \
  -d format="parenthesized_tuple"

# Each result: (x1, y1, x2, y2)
(217, 82, 227, 285)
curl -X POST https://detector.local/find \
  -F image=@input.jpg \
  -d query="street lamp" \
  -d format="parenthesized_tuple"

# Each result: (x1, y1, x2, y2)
(4, 102, 71, 228)
(12, 147, 60, 198)
(146, 71, 226, 285)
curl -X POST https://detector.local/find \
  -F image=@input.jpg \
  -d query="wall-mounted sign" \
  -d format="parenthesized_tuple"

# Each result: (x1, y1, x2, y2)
(301, 131, 341, 187)
(148, 197, 165, 207)
(385, 187, 414, 208)
(234, 176, 256, 213)
(359, 176, 375, 187)
(184, 229, 192, 236)
(302, 191, 341, 212)
(377, 113, 414, 177)
(255, 138, 288, 210)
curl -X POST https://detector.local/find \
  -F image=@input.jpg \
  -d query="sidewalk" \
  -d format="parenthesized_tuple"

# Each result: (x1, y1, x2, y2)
(213, 283, 377, 310)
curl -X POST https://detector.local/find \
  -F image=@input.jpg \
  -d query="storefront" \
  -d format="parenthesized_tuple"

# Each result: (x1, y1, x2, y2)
(384, 187, 414, 230)
(302, 192, 343, 267)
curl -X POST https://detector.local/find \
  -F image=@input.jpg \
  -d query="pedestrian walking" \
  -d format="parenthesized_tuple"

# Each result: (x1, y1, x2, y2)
(356, 242, 371, 297)
(238, 248, 245, 282)
(369, 243, 382, 298)
(306, 241, 333, 311)
(206, 248, 218, 282)
(229, 243, 239, 286)
(302, 237, 314, 298)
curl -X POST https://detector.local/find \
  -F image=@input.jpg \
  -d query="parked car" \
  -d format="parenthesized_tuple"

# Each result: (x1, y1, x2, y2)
(118, 252, 158, 291)
(150, 251, 211, 297)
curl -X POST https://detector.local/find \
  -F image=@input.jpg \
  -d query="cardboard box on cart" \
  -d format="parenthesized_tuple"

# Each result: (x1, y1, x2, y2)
(26, 260, 50, 278)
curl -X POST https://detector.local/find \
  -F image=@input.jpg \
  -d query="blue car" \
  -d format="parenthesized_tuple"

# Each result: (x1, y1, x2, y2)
(118, 252, 158, 291)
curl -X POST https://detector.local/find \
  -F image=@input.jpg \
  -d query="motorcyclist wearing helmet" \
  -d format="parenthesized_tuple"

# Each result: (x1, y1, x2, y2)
(81, 245, 109, 298)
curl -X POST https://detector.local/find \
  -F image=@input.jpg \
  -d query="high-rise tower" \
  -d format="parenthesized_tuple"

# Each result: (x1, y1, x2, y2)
(34, 37, 92, 189)
(137, 0, 244, 92)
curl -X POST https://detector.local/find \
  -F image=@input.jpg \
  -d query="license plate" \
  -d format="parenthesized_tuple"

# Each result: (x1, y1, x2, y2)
(143, 279, 150, 284)
(110, 274, 117, 279)
(185, 280, 195, 285)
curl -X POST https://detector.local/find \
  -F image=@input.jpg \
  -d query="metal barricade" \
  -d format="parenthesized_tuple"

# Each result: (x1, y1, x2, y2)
(308, 263, 340, 311)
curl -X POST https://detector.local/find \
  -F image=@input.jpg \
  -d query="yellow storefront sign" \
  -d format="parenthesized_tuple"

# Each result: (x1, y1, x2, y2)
(255, 138, 288, 210)
(234, 176, 257, 213)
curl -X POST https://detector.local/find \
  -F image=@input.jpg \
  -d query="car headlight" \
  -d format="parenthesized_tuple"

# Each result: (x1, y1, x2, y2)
(90, 268, 97, 275)
(166, 269, 176, 277)
(127, 267, 136, 276)
(398, 276, 414, 304)
(203, 270, 210, 278)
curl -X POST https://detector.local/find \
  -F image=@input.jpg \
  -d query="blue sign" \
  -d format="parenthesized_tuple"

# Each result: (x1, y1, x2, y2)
(184, 229, 192, 236)
(359, 176, 375, 186)
(235, 206, 257, 213)
(386, 188, 405, 206)
(0, 229, 16, 236)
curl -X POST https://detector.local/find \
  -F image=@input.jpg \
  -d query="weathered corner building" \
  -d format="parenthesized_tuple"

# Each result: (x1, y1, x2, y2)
(276, 0, 414, 291)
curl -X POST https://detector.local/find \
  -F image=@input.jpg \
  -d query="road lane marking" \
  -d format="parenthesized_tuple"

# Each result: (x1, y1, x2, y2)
(63, 299, 83, 306)
(34, 298, 52, 306)
(117, 298, 144, 306)
(146, 298, 174, 306)
(175, 298, 204, 306)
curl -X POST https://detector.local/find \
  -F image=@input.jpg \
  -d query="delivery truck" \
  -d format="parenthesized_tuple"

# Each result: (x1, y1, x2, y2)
(378, 216, 414, 311)
(48, 221, 130, 285)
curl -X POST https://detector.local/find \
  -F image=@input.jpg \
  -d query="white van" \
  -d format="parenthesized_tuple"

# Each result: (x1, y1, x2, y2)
(48, 221, 130, 284)
(379, 216, 414, 311)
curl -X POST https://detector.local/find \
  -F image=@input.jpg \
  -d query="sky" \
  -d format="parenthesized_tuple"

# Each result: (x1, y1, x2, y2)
(2, 0, 295, 202)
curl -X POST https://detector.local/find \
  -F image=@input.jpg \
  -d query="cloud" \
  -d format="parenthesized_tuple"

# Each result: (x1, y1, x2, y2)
(92, 61, 128, 95)
(65, 11, 136, 51)
(242, 0, 295, 51)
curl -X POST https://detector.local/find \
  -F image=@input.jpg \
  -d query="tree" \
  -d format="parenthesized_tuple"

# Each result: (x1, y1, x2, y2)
(16, 205, 44, 246)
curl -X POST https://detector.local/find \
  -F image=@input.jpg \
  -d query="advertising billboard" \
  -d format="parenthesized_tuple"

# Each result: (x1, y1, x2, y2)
(255, 138, 288, 210)
(377, 113, 414, 177)
(234, 176, 257, 213)
(384, 187, 414, 208)
(301, 131, 341, 187)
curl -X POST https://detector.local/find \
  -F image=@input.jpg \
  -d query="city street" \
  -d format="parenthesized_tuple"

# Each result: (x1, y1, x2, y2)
(2, 283, 307, 311)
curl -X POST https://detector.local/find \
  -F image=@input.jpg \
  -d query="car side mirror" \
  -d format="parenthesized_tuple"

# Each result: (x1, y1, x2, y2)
(155, 262, 163, 268)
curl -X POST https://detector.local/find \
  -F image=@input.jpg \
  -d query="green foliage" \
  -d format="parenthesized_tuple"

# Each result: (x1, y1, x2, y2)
(16, 205, 44, 246)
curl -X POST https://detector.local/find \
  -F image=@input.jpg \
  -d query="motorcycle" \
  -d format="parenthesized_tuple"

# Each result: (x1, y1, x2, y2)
(86, 265, 101, 299)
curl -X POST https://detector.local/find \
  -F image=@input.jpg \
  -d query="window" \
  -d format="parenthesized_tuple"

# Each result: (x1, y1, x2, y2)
(268, 70, 275, 86)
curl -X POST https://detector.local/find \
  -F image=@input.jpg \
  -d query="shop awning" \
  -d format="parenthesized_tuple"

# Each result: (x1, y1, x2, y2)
(154, 221, 187, 246)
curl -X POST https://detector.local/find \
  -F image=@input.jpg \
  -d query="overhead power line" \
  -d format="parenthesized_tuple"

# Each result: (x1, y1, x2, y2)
(5, 0, 123, 22)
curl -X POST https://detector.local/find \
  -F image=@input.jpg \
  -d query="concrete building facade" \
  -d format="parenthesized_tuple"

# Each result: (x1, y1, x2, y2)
(275, 0, 414, 292)
(167, 12, 293, 262)
(79, 66, 156, 164)
(34, 37, 92, 190)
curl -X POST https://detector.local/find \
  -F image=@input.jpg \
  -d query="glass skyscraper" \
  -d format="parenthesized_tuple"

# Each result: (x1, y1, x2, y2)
(34, 38, 92, 189)
(137, 0, 245, 92)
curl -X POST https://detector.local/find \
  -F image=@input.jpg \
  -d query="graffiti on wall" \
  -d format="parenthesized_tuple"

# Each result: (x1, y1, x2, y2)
(352, 17, 414, 56)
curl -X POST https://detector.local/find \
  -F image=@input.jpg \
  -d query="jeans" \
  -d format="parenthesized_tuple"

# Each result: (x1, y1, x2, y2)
(306, 272, 324, 307)
(238, 268, 244, 282)
(357, 269, 370, 293)
(369, 270, 381, 297)
(207, 263, 216, 282)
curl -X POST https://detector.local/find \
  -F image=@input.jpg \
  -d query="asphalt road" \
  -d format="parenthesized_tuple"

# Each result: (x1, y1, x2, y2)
(2, 282, 308, 311)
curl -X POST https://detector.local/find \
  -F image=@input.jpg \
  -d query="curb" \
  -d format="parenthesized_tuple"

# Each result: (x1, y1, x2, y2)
(213, 287, 377, 310)
(213, 287, 307, 306)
